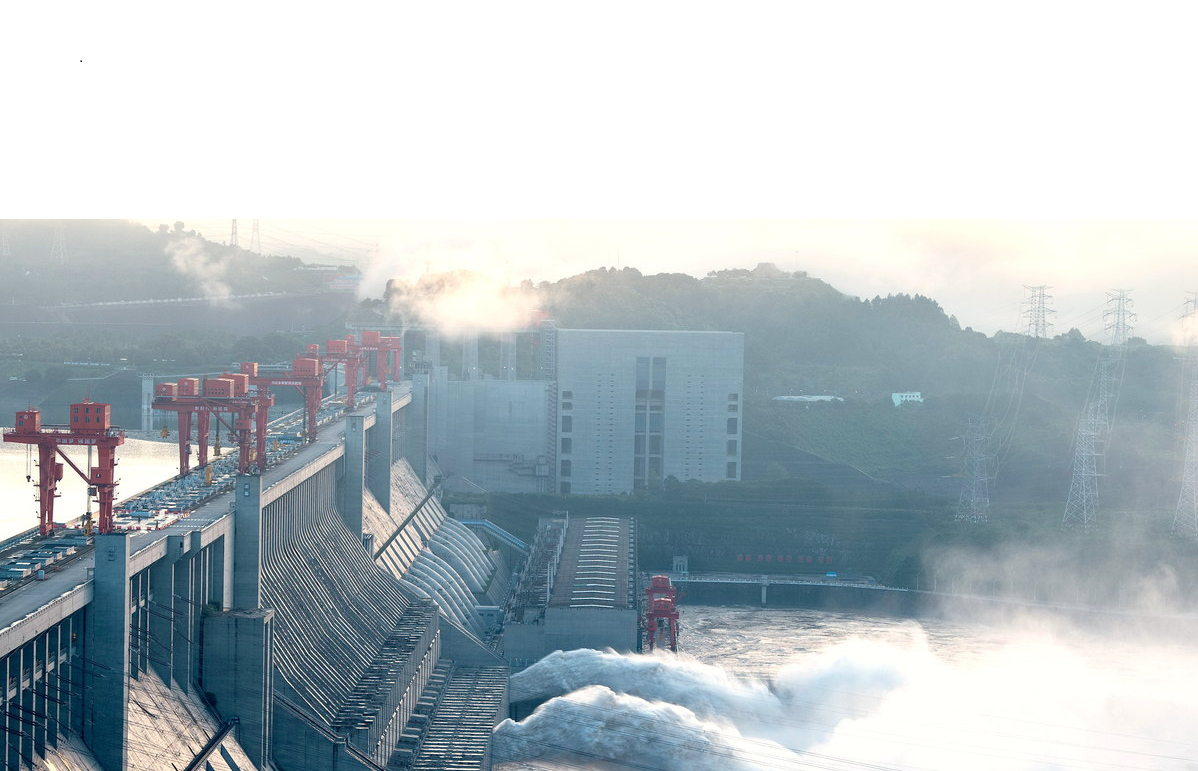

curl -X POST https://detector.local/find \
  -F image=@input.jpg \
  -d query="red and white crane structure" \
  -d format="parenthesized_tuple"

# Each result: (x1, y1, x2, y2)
(3, 400, 125, 535)
(153, 372, 274, 476)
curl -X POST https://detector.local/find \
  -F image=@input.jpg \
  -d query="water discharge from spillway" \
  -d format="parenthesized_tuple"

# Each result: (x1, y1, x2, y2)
(494, 617, 1198, 771)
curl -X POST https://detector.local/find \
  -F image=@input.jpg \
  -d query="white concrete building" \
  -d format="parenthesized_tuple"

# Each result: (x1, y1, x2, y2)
(422, 327, 745, 495)
(552, 329, 744, 494)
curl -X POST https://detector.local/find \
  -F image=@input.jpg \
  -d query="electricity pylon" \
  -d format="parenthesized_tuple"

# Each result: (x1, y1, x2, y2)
(50, 221, 68, 263)
(1172, 294, 1198, 540)
(230, 219, 239, 247)
(956, 415, 996, 522)
(1061, 290, 1135, 531)
(956, 285, 1051, 522)
(1022, 285, 1055, 338)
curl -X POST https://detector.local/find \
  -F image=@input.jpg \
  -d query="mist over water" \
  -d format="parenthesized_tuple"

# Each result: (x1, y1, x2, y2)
(495, 606, 1198, 770)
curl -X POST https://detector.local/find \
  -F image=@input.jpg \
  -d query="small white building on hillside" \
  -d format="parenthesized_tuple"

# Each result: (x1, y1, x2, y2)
(891, 391, 923, 407)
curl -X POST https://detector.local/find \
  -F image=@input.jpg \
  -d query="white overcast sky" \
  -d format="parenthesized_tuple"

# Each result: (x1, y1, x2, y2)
(6, 2, 1198, 344)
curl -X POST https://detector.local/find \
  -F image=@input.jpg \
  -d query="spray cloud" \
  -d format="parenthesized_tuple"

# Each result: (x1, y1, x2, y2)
(496, 626, 1198, 771)
(385, 270, 540, 337)
(165, 236, 233, 300)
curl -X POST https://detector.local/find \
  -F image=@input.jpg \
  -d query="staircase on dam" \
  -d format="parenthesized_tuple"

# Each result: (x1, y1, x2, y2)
(0, 384, 509, 771)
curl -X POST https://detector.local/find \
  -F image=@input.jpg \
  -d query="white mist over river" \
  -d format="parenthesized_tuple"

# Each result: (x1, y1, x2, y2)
(0, 438, 178, 539)
(496, 605, 1198, 770)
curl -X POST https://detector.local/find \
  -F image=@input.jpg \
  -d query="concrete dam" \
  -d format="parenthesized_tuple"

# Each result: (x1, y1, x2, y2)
(0, 386, 510, 771)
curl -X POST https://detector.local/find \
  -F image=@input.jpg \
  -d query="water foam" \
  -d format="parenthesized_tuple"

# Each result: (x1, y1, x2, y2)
(495, 627, 1198, 771)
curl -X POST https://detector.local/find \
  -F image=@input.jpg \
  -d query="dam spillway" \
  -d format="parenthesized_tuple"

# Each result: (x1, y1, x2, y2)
(0, 384, 509, 771)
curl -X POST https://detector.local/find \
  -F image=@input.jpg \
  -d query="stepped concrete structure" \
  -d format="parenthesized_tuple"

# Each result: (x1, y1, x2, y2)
(503, 516, 639, 670)
(0, 384, 508, 771)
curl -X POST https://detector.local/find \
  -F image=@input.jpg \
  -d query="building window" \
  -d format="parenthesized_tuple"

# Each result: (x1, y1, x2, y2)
(727, 439, 737, 455)
(561, 401, 572, 410)
(726, 462, 737, 479)
(727, 404, 738, 413)
(727, 417, 738, 434)
(561, 438, 572, 454)
(649, 435, 663, 454)
(560, 460, 572, 477)
(562, 390, 573, 398)
(729, 393, 739, 401)
(560, 482, 571, 494)
(561, 415, 572, 432)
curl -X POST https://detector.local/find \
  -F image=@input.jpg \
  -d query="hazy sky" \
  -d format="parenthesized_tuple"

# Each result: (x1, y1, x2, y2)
(9, 4, 1198, 345)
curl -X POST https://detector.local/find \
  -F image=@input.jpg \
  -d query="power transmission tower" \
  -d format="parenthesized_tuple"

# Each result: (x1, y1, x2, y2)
(1022, 285, 1055, 338)
(250, 219, 261, 254)
(1172, 294, 1198, 540)
(956, 415, 996, 522)
(1062, 290, 1135, 531)
(50, 221, 68, 263)
(230, 219, 239, 247)
(956, 285, 1052, 523)
(0, 221, 10, 259)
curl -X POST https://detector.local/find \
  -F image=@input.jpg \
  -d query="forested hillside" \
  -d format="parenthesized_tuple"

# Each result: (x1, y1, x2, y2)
(531, 265, 1184, 518)
(0, 220, 341, 303)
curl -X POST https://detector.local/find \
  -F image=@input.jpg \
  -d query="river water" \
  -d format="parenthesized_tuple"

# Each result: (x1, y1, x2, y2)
(0, 439, 178, 539)
(495, 605, 1198, 770)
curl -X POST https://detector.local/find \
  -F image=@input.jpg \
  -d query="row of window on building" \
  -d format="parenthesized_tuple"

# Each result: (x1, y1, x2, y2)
(735, 554, 834, 564)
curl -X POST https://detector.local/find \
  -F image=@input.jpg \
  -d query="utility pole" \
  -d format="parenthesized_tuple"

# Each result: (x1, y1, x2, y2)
(1173, 293, 1198, 540)
(1062, 290, 1135, 531)
(230, 219, 239, 248)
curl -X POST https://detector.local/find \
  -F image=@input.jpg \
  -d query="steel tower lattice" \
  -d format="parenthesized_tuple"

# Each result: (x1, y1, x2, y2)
(955, 285, 1051, 523)
(50, 221, 68, 263)
(1062, 290, 1135, 531)
(250, 219, 261, 253)
(230, 219, 239, 247)
(1022, 284, 1055, 339)
(955, 415, 996, 522)
(1172, 294, 1198, 540)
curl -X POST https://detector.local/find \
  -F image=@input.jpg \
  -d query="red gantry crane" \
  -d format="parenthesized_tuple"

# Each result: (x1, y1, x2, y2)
(643, 574, 680, 652)
(311, 337, 367, 410)
(356, 331, 404, 389)
(3, 400, 125, 535)
(243, 357, 325, 443)
(153, 372, 274, 476)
